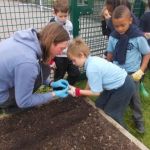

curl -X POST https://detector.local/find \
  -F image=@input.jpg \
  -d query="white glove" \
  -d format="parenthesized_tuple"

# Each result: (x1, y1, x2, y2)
(68, 85, 76, 97)
(131, 69, 144, 81)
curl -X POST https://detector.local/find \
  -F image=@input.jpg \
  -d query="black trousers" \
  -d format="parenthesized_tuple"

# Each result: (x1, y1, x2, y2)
(129, 80, 144, 123)
(128, 74, 144, 124)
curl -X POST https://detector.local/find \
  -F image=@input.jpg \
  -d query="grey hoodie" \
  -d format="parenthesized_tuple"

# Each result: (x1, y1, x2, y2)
(0, 28, 53, 108)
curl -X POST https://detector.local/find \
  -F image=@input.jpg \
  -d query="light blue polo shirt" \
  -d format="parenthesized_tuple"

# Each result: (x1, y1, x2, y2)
(84, 56, 127, 93)
(107, 36, 150, 72)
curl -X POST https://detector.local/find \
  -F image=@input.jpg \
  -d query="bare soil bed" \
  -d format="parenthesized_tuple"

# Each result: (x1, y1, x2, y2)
(0, 96, 140, 150)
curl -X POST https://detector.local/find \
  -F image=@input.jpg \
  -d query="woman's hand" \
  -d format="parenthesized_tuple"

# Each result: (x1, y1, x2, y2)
(50, 79, 69, 89)
(53, 86, 69, 98)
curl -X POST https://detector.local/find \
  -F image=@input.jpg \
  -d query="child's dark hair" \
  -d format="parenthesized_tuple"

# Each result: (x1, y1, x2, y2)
(53, 0, 69, 13)
(105, 0, 131, 11)
(112, 5, 131, 19)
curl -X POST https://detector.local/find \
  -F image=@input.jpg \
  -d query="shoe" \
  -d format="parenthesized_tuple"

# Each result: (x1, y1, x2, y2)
(135, 121, 145, 134)
(0, 106, 31, 115)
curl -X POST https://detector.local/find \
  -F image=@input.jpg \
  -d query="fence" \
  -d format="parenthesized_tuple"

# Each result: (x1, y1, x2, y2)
(0, 0, 53, 40)
(0, 0, 146, 76)
(70, 0, 107, 57)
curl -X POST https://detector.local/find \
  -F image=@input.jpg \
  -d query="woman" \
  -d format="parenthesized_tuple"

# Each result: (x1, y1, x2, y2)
(0, 23, 70, 111)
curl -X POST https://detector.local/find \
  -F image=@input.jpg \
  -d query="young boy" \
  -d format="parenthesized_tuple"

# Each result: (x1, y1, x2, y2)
(101, 0, 139, 36)
(106, 5, 150, 133)
(101, 0, 139, 57)
(67, 37, 136, 128)
(49, 0, 80, 85)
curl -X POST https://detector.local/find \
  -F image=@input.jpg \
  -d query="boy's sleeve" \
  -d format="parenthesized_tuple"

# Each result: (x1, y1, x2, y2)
(87, 71, 103, 93)
(137, 37, 150, 54)
(86, 64, 103, 93)
(106, 36, 115, 53)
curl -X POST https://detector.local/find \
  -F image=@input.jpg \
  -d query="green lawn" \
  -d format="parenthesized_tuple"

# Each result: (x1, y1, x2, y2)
(125, 71, 150, 149)
(76, 71, 150, 149)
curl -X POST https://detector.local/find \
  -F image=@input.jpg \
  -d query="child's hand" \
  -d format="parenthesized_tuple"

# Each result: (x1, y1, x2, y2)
(131, 69, 144, 81)
(144, 32, 150, 39)
(101, 7, 111, 20)
(68, 85, 76, 97)
(50, 79, 69, 89)
(53, 86, 69, 98)
(68, 85, 81, 97)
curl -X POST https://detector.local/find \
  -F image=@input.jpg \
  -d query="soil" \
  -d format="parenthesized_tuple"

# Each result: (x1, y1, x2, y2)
(0, 96, 140, 150)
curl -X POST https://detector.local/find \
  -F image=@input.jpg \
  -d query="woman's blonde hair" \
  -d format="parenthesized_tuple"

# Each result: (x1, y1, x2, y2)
(38, 22, 70, 62)
(67, 37, 90, 58)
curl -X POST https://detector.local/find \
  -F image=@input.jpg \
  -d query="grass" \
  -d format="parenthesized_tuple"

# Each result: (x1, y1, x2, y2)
(76, 71, 150, 149)
(125, 71, 150, 148)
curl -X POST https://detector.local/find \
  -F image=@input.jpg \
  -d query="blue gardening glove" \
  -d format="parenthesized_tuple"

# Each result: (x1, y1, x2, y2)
(50, 79, 69, 89)
(54, 86, 69, 98)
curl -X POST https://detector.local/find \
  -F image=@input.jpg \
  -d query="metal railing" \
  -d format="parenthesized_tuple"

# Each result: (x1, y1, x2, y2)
(0, 0, 53, 40)
(0, 0, 145, 76)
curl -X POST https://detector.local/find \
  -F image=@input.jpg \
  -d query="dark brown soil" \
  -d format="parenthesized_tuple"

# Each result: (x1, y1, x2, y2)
(0, 96, 140, 150)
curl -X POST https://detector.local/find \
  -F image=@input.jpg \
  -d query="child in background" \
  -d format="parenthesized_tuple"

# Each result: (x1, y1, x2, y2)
(101, 0, 139, 58)
(139, 0, 150, 93)
(101, 0, 139, 37)
(49, 0, 80, 85)
(101, 6, 111, 37)
(106, 5, 150, 133)
(139, 0, 150, 96)
(140, 0, 150, 46)
(68, 37, 136, 127)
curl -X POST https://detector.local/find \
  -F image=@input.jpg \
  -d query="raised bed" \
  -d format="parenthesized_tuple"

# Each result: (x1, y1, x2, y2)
(0, 96, 148, 150)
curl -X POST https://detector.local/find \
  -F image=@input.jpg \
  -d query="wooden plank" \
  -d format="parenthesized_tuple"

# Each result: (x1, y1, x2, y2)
(84, 97, 149, 150)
